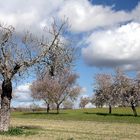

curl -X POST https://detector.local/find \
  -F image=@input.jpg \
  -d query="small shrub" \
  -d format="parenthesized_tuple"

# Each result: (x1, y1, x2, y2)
(0, 127, 37, 136)
(0, 127, 24, 136)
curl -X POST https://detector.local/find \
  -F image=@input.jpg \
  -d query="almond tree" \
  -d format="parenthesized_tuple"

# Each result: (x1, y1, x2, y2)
(92, 89, 105, 108)
(30, 80, 51, 113)
(79, 97, 90, 108)
(51, 69, 80, 114)
(93, 73, 116, 114)
(62, 100, 74, 109)
(114, 69, 140, 116)
(113, 69, 128, 107)
(0, 21, 66, 131)
(128, 78, 140, 117)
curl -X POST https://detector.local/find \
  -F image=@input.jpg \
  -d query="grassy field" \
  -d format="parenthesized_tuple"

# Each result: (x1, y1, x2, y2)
(1, 107, 140, 140)
(12, 107, 140, 123)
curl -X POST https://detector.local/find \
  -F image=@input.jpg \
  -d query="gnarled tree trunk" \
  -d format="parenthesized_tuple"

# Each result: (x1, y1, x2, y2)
(0, 79, 12, 132)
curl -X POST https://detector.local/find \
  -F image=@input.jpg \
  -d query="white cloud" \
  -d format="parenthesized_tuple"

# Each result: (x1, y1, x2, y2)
(12, 83, 45, 107)
(13, 83, 32, 102)
(0, 0, 64, 33)
(85, 102, 95, 108)
(12, 102, 32, 108)
(0, 0, 140, 33)
(11, 101, 43, 108)
(82, 22, 140, 70)
(58, 0, 140, 32)
(80, 87, 87, 94)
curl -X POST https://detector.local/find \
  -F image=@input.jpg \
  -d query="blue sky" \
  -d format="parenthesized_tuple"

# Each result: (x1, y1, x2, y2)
(0, 0, 140, 107)
(91, 0, 139, 11)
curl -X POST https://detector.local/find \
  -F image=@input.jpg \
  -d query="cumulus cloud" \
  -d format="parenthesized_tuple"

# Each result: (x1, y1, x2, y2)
(12, 83, 45, 107)
(0, 0, 140, 33)
(82, 22, 140, 70)
(85, 102, 95, 108)
(13, 83, 32, 102)
(59, 0, 132, 32)
(0, 0, 64, 33)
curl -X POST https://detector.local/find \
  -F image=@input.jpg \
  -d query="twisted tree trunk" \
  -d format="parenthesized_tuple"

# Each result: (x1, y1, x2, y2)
(0, 79, 12, 132)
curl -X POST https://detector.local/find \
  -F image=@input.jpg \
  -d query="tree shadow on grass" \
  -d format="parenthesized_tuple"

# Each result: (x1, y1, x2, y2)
(17, 125, 43, 130)
(84, 112, 140, 117)
(23, 112, 67, 115)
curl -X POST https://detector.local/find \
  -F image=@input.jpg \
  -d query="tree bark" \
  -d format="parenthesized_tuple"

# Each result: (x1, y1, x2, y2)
(0, 79, 12, 132)
(56, 104, 60, 114)
(47, 103, 50, 113)
(109, 104, 112, 114)
(131, 103, 137, 117)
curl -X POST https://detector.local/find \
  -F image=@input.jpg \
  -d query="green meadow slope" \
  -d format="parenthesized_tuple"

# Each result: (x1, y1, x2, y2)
(12, 107, 140, 124)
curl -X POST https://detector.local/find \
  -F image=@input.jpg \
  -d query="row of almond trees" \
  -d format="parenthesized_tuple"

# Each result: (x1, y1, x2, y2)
(91, 69, 140, 117)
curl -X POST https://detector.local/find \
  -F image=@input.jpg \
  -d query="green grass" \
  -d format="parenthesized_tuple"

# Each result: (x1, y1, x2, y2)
(12, 107, 140, 124)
